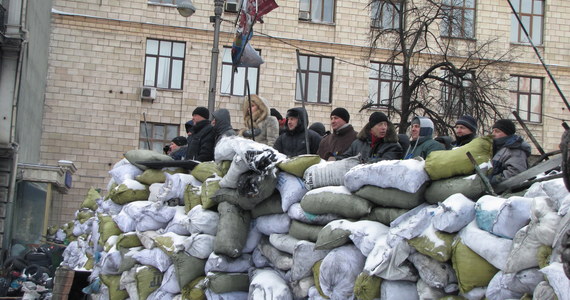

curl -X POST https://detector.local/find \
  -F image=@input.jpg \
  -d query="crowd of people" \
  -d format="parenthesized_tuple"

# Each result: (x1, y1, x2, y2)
(162, 94, 531, 187)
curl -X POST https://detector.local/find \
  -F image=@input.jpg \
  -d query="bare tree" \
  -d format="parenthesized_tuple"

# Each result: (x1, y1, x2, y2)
(364, 0, 514, 136)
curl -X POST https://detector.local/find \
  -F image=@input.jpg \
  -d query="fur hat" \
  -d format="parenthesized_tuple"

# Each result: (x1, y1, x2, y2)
(493, 119, 516, 136)
(455, 115, 477, 133)
(192, 107, 210, 120)
(171, 136, 187, 146)
(330, 107, 350, 123)
(369, 112, 389, 128)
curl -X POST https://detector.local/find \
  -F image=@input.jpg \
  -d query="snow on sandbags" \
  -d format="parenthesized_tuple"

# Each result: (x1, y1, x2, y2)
(348, 220, 390, 256)
(287, 203, 340, 225)
(458, 221, 512, 270)
(276, 172, 307, 213)
(425, 174, 486, 205)
(364, 236, 416, 281)
(108, 159, 143, 185)
(432, 193, 475, 233)
(388, 204, 436, 245)
(248, 268, 293, 300)
(485, 268, 543, 300)
(303, 157, 360, 190)
(318, 245, 366, 299)
(407, 223, 455, 263)
(107, 179, 150, 204)
(300, 186, 372, 219)
(475, 195, 532, 239)
(344, 159, 429, 194)
(158, 173, 201, 202)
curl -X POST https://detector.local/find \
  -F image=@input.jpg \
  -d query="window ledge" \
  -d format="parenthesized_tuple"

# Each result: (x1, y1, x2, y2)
(148, 2, 177, 8)
(294, 100, 332, 106)
(441, 36, 477, 42)
(510, 42, 544, 48)
(298, 20, 336, 26)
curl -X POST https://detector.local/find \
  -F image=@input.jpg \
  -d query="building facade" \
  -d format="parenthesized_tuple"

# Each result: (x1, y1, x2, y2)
(42, 0, 570, 228)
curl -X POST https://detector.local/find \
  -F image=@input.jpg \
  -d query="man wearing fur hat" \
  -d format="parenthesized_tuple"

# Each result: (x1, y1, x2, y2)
(185, 106, 215, 162)
(338, 112, 402, 163)
(489, 119, 531, 185)
(403, 116, 445, 159)
(317, 107, 358, 161)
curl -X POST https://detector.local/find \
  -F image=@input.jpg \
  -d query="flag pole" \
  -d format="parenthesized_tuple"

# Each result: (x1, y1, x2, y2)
(245, 79, 255, 141)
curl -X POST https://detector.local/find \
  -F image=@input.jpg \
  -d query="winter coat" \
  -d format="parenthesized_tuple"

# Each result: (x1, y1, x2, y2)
(404, 117, 445, 159)
(170, 145, 187, 160)
(239, 95, 280, 146)
(452, 133, 477, 147)
(274, 107, 322, 157)
(317, 124, 358, 160)
(185, 119, 215, 162)
(212, 109, 237, 144)
(339, 122, 402, 163)
(489, 135, 531, 186)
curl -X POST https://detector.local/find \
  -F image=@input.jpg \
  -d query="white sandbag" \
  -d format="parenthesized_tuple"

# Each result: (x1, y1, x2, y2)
(219, 155, 249, 189)
(109, 160, 143, 185)
(432, 193, 475, 233)
(205, 253, 253, 273)
(154, 232, 187, 254)
(287, 203, 340, 225)
(255, 214, 291, 236)
(187, 205, 219, 236)
(136, 205, 177, 232)
(344, 159, 429, 194)
(147, 288, 175, 300)
(131, 247, 172, 272)
(475, 195, 532, 239)
(160, 264, 180, 294)
(258, 237, 293, 271)
(183, 233, 215, 259)
(505, 197, 561, 273)
(137, 230, 159, 249)
(380, 280, 419, 300)
(307, 286, 329, 300)
(387, 204, 435, 246)
(98, 199, 123, 215)
(276, 172, 308, 212)
(252, 247, 271, 268)
(158, 173, 201, 202)
(524, 181, 549, 198)
(205, 289, 248, 300)
(539, 178, 570, 208)
(319, 245, 366, 300)
(551, 212, 570, 263)
(61, 240, 89, 269)
(289, 276, 314, 300)
(148, 183, 163, 203)
(474, 195, 507, 233)
(559, 194, 570, 216)
(533, 281, 558, 300)
(416, 279, 445, 300)
(348, 220, 390, 256)
(290, 241, 330, 281)
(269, 234, 299, 255)
(242, 224, 262, 254)
(303, 157, 360, 190)
(408, 252, 456, 289)
(248, 268, 293, 300)
(461, 287, 486, 300)
(485, 268, 543, 300)
(100, 250, 122, 275)
(364, 238, 415, 281)
(459, 221, 512, 270)
(164, 206, 191, 235)
(540, 262, 570, 300)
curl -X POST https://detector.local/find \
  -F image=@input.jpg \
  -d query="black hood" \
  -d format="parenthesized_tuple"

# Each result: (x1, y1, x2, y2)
(285, 107, 309, 135)
(212, 109, 233, 135)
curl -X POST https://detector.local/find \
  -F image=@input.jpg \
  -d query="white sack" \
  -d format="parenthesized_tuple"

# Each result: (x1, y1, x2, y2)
(364, 238, 414, 281)
(287, 203, 340, 225)
(98, 199, 123, 215)
(408, 252, 456, 289)
(165, 206, 190, 235)
(148, 183, 163, 203)
(380, 280, 419, 300)
(269, 234, 299, 255)
(131, 247, 172, 272)
(388, 204, 435, 246)
(183, 233, 215, 259)
(137, 230, 159, 249)
(540, 262, 570, 300)
(290, 241, 330, 281)
(303, 157, 360, 190)
(348, 220, 390, 256)
(459, 221, 512, 270)
(276, 172, 308, 212)
(255, 214, 291, 236)
(108, 160, 143, 185)
(344, 159, 429, 194)
(248, 268, 293, 300)
(319, 245, 366, 300)
(242, 225, 262, 254)
(485, 268, 543, 300)
(475, 195, 532, 239)
(160, 264, 180, 294)
(432, 193, 475, 233)
(158, 173, 201, 202)
(187, 205, 219, 235)
(205, 253, 253, 273)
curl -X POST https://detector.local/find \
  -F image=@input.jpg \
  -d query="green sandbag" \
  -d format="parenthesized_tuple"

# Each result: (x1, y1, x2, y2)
(214, 202, 251, 258)
(278, 155, 321, 177)
(289, 220, 323, 243)
(365, 207, 409, 226)
(115, 233, 142, 249)
(98, 215, 122, 245)
(452, 238, 498, 294)
(181, 276, 207, 300)
(184, 185, 202, 213)
(353, 272, 382, 300)
(312, 260, 329, 299)
(171, 252, 206, 290)
(201, 179, 221, 209)
(315, 221, 351, 250)
(124, 149, 173, 170)
(300, 188, 371, 218)
(108, 183, 149, 205)
(191, 162, 223, 182)
(251, 192, 283, 218)
(212, 174, 277, 210)
(76, 210, 94, 224)
(136, 168, 186, 185)
(135, 266, 163, 300)
(424, 136, 493, 181)
(424, 175, 486, 204)
(408, 229, 454, 263)
(354, 183, 427, 209)
(537, 245, 552, 269)
(100, 274, 129, 300)
(207, 272, 250, 294)
(81, 187, 100, 210)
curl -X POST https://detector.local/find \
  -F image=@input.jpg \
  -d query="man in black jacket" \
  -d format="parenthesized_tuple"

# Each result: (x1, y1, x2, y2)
(186, 107, 215, 162)
(274, 107, 322, 157)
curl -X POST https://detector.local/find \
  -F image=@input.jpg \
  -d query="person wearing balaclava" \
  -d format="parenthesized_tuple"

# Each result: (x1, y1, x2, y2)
(489, 119, 531, 186)
(273, 107, 322, 157)
(403, 116, 445, 159)
(452, 115, 478, 147)
(339, 111, 402, 163)
(211, 108, 237, 144)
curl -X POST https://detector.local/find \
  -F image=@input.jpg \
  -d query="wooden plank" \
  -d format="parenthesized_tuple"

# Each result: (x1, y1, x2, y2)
(495, 154, 562, 194)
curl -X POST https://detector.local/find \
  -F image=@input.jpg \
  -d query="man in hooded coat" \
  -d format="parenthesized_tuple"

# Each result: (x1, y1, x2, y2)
(273, 107, 322, 157)
(489, 119, 531, 186)
(403, 116, 445, 159)
(212, 108, 237, 145)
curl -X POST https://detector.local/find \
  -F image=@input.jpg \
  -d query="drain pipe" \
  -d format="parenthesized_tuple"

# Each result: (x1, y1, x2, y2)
(2, 142, 19, 251)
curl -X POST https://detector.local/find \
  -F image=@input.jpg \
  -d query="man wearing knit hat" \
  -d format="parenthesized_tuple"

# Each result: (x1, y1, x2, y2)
(317, 107, 358, 160)
(403, 116, 445, 159)
(453, 115, 478, 147)
(489, 119, 531, 185)
(338, 111, 402, 163)
(169, 136, 188, 160)
(185, 106, 215, 161)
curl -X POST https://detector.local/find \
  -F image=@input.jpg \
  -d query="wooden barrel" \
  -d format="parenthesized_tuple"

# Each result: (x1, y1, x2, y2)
(51, 267, 75, 300)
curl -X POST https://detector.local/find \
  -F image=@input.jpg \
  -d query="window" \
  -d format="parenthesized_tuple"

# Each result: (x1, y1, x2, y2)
(510, 0, 544, 44)
(144, 39, 186, 89)
(139, 122, 180, 153)
(371, 0, 402, 30)
(295, 54, 334, 104)
(441, 0, 475, 39)
(220, 46, 260, 96)
(510, 75, 542, 122)
(148, 0, 175, 4)
(440, 70, 475, 117)
(369, 62, 402, 109)
(299, 0, 335, 23)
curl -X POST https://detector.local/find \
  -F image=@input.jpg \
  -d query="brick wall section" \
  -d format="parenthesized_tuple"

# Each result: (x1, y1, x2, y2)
(44, 0, 570, 226)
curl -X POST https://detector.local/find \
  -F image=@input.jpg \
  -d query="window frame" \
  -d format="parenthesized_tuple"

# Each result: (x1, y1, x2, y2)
(299, 0, 336, 24)
(295, 53, 334, 104)
(148, 0, 176, 5)
(509, 75, 543, 123)
(368, 61, 403, 110)
(370, 0, 403, 30)
(510, 0, 544, 45)
(220, 46, 261, 96)
(139, 122, 181, 153)
(144, 38, 186, 90)
(441, 0, 476, 39)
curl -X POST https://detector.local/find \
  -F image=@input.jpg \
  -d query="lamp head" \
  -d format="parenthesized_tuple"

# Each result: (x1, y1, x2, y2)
(177, 0, 196, 17)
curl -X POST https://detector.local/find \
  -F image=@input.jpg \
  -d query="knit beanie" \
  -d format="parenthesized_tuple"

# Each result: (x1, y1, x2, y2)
(192, 107, 210, 120)
(330, 107, 350, 123)
(369, 112, 389, 128)
(493, 119, 516, 136)
(171, 136, 188, 146)
(455, 115, 477, 133)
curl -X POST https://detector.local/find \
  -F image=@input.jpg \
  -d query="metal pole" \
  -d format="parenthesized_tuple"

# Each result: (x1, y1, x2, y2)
(142, 112, 151, 150)
(512, 110, 547, 157)
(246, 80, 255, 141)
(295, 49, 310, 154)
(208, 0, 224, 115)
